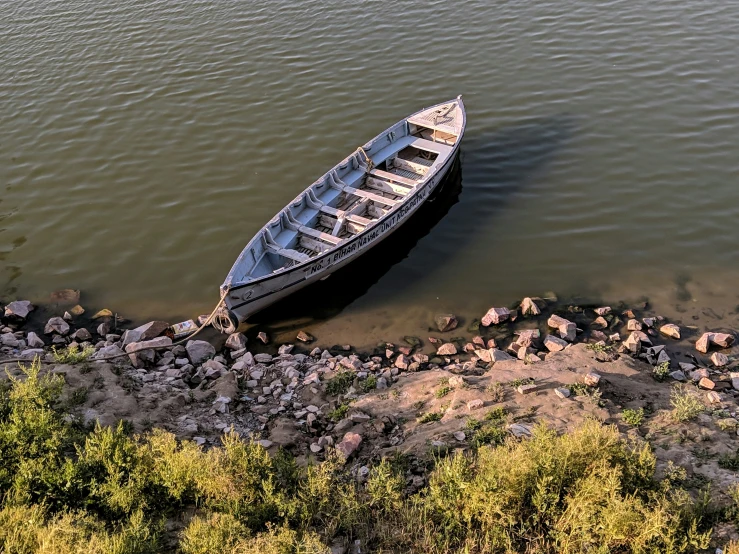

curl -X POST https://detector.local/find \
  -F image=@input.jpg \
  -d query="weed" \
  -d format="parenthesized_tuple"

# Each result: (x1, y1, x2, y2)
(325, 370, 354, 396)
(670, 385, 704, 422)
(484, 406, 508, 422)
(719, 449, 739, 471)
(587, 343, 614, 354)
(465, 418, 482, 432)
(412, 400, 426, 411)
(418, 412, 443, 424)
(653, 361, 670, 382)
(52, 344, 95, 364)
(435, 386, 452, 399)
(359, 375, 377, 393)
(327, 403, 349, 422)
(622, 408, 644, 427)
(391, 389, 400, 399)
(486, 381, 504, 402)
(68, 387, 89, 407)
(470, 425, 507, 449)
(509, 377, 535, 388)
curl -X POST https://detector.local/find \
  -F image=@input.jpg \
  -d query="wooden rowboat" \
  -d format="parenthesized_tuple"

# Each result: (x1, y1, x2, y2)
(218, 96, 466, 329)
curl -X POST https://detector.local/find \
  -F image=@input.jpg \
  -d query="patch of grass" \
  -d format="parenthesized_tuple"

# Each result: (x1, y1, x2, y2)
(327, 403, 349, 422)
(653, 361, 670, 382)
(587, 343, 614, 354)
(670, 384, 704, 422)
(465, 418, 482, 432)
(412, 400, 426, 411)
(622, 408, 644, 427)
(325, 370, 354, 396)
(719, 449, 739, 471)
(68, 387, 89, 407)
(484, 406, 508, 422)
(0, 358, 714, 554)
(435, 386, 452, 399)
(569, 382, 591, 396)
(486, 381, 504, 402)
(418, 411, 443, 424)
(508, 377, 535, 388)
(359, 375, 377, 393)
(52, 344, 95, 364)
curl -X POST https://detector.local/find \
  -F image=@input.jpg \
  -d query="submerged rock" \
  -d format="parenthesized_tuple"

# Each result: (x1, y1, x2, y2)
(296, 330, 314, 343)
(659, 324, 680, 339)
(434, 314, 458, 333)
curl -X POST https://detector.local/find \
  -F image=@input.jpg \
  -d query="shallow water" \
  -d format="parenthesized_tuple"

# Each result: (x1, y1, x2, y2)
(3, 0, 739, 343)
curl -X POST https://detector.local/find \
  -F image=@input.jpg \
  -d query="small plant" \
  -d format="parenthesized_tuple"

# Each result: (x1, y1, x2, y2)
(719, 449, 739, 471)
(359, 375, 377, 393)
(653, 361, 670, 382)
(68, 387, 89, 406)
(52, 344, 95, 364)
(465, 417, 482, 431)
(435, 386, 452, 399)
(509, 377, 535, 388)
(327, 403, 350, 422)
(485, 406, 508, 422)
(470, 424, 507, 449)
(412, 400, 426, 411)
(486, 381, 504, 402)
(670, 385, 704, 422)
(325, 370, 354, 396)
(622, 408, 644, 427)
(569, 382, 591, 396)
(418, 411, 443, 424)
(587, 343, 614, 354)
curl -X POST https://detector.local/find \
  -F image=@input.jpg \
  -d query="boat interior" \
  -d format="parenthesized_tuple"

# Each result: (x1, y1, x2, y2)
(226, 100, 464, 284)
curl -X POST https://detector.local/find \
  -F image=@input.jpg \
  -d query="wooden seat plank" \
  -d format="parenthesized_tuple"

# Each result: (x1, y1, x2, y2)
(298, 225, 342, 245)
(342, 186, 398, 207)
(364, 176, 412, 197)
(369, 168, 417, 187)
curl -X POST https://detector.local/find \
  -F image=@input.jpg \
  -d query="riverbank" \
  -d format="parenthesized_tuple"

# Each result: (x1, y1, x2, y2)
(2, 291, 739, 552)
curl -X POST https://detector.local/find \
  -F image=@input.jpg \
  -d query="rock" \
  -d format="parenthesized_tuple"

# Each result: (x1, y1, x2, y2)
(26, 332, 44, 348)
(309, 443, 322, 453)
(584, 372, 601, 386)
(543, 335, 567, 352)
(4, 300, 33, 320)
(69, 304, 85, 316)
(696, 333, 712, 353)
(592, 316, 609, 329)
(690, 368, 710, 382)
(437, 343, 457, 356)
(186, 340, 216, 364)
(548, 315, 576, 341)
(0, 333, 19, 347)
(467, 399, 484, 410)
(93, 344, 126, 360)
(257, 331, 269, 344)
(434, 314, 458, 333)
(447, 376, 464, 389)
(72, 328, 92, 341)
(92, 309, 113, 319)
(225, 332, 247, 351)
(713, 333, 735, 348)
(679, 362, 696, 372)
(698, 377, 715, 390)
(336, 432, 362, 459)
(711, 352, 729, 367)
(487, 338, 497, 349)
(213, 371, 239, 400)
(481, 307, 510, 326)
(297, 330, 314, 343)
(508, 423, 533, 438)
(394, 354, 410, 370)
(670, 370, 687, 382)
(97, 322, 110, 336)
(475, 349, 492, 363)
(350, 412, 370, 423)
(20, 348, 44, 359)
(642, 317, 657, 328)
(254, 353, 272, 364)
(520, 297, 540, 316)
(257, 439, 273, 448)
(472, 336, 486, 347)
(490, 349, 515, 362)
(404, 336, 422, 347)
(126, 336, 172, 366)
(591, 330, 609, 342)
(594, 307, 611, 316)
(554, 387, 571, 399)
(657, 350, 671, 365)
(515, 329, 540, 347)
(517, 384, 538, 395)
(659, 324, 680, 339)
(50, 289, 80, 304)
(706, 391, 722, 404)
(44, 317, 70, 336)
(453, 431, 466, 441)
(63, 311, 73, 321)
(731, 372, 739, 391)
(136, 321, 170, 340)
(626, 319, 642, 331)
(624, 332, 641, 353)
(609, 333, 621, 342)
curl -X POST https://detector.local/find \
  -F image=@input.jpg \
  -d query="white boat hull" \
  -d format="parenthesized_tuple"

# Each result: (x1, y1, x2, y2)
(221, 97, 467, 324)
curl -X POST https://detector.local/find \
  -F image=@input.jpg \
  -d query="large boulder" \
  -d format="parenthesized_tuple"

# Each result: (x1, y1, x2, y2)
(4, 300, 33, 321)
(186, 340, 216, 364)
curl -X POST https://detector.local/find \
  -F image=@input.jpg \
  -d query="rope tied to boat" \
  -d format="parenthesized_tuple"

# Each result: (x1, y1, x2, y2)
(355, 146, 374, 172)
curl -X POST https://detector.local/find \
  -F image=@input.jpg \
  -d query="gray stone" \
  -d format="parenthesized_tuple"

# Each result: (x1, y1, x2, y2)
(225, 332, 247, 351)
(254, 353, 273, 364)
(186, 340, 216, 364)
(94, 344, 126, 360)
(26, 331, 44, 348)
(554, 387, 571, 399)
(508, 423, 533, 438)
(482, 307, 510, 326)
(490, 348, 515, 362)
(97, 322, 110, 336)
(448, 375, 465, 388)
(434, 314, 458, 333)
(20, 348, 44, 359)
(627, 319, 642, 331)
(126, 336, 172, 367)
(517, 384, 538, 395)
(670, 370, 687, 382)
(44, 317, 70, 336)
(711, 352, 729, 367)
(467, 399, 484, 410)
(72, 328, 92, 342)
(0, 333, 19, 347)
(4, 300, 33, 320)
(453, 431, 466, 441)
(437, 343, 457, 356)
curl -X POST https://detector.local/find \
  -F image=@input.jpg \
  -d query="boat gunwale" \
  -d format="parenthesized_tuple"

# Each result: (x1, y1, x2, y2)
(223, 97, 466, 291)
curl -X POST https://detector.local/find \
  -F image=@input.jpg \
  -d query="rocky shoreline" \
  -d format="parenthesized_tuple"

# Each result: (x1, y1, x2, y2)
(3, 290, 739, 545)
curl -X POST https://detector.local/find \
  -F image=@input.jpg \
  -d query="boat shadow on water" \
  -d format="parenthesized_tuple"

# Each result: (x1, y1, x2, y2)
(246, 114, 576, 334)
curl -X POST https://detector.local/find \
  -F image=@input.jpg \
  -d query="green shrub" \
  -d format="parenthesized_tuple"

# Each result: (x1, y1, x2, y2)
(181, 512, 249, 554)
(670, 385, 704, 422)
(325, 371, 354, 396)
(52, 344, 95, 364)
(435, 386, 452, 399)
(719, 449, 739, 471)
(359, 376, 377, 393)
(622, 408, 644, 427)
(327, 404, 349, 422)
(653, 361, 670, 382)
(418, 412, 443, 424)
